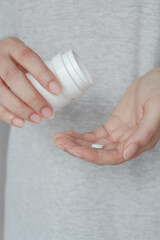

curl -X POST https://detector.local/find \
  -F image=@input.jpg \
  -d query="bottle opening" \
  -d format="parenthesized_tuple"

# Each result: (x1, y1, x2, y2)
(53, 50, 93, 97)
(71, 50, 93, 86)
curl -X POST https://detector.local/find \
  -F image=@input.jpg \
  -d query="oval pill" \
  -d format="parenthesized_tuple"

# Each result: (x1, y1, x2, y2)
(92, 144, 103, 149)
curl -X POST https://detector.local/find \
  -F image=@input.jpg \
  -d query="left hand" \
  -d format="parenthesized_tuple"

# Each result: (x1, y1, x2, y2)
(53, 68, 160, 165)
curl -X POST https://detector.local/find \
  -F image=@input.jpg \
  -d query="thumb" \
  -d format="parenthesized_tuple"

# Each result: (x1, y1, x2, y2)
(123, 95, 160, 161)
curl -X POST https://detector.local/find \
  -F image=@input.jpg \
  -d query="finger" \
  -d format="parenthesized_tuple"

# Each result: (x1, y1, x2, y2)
(53, 131, 112, 149)
(53, 128, 102, 142)
(3, 37, 62, 95)
(92, 126, 108, 138)
(64, 130, 97, 142)
(0, 57, 54, 119)
(79, 126, 108, 141)
(69, 146, 123, 165)
(54, 130, 117, 150)
(53, 130, 96, 142)
(0, 104, 25, 128)
(53, 133, 95, 159)
(0, 78, 43, 123)
(54, 133, 92, 149)
(53, 131, 76, 141)
(54, 134, 79, 150)
(54, 132, 124, 165)
(11, 56, 27, 74)
(53, 127, 111, 149)
(123, 95, 160, 161)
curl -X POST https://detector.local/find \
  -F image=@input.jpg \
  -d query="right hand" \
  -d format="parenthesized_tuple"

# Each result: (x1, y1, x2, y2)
(0, 37, 62, 128)
(53, 68, 160, 165)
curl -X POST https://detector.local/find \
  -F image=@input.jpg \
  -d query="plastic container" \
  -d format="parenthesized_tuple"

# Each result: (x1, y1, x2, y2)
(26, 50, 93, 112)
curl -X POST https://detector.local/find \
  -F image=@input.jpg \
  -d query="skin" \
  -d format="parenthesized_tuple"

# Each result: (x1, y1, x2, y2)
(0, 37, 62, 127)
(0, 37, 159, 164)
(53, 68, 160, 165)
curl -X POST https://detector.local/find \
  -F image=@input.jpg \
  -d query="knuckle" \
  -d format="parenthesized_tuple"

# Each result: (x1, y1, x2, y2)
(19, 46, 32, 58)
(28, 92, 38, 105)
(21, 109, 32, 120)
(0, 37, 24, 52)
(22, 108, 32, 119)
(27, 92, 44, 110)
(144, 128, 154, 144)
(1, 37, 16, 48)
(4, 67, 18, 83)
(14, 102, 32, 119)
(4, 37, 14, 44)
(37, 69, 53, 85)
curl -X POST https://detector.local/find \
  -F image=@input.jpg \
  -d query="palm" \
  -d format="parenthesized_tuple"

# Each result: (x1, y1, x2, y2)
(53, 78, 143, 165)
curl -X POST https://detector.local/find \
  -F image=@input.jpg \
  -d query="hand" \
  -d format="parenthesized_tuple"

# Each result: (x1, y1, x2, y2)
(0, 37, 62, 127)
(53, 68, 160, 165)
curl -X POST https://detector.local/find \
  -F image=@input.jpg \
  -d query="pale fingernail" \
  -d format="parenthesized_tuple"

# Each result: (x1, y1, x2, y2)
(54, 143, 64, 150)
(12, 118, 24, 128)
(52, 134, 60, 141)
(123, 143, 139, 161)
(41, 107, 53, 118)
(69, 149, 81, 158)
(49, 81, 62, 95)
(30, 113, 42, 123)
(49, 112, 54, 119)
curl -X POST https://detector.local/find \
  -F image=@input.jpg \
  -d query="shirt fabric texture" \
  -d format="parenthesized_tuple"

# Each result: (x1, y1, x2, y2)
(1, 0, 160, 239)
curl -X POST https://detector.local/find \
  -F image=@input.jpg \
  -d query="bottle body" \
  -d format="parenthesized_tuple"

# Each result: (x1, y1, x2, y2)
(26, 50, 93, 112)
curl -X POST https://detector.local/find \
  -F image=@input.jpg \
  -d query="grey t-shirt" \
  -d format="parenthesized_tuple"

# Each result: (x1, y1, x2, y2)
(1, 0, 160, 239)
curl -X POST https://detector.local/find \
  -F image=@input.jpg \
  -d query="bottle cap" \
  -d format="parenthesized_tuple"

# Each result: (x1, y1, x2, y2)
(51, 50, 93, 98)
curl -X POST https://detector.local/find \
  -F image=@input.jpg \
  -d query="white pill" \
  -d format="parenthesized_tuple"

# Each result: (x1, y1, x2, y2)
(92, 144, 104, 149)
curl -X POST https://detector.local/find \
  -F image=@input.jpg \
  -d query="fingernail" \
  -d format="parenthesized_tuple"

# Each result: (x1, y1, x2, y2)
(69, 149, 81, 158)
(54, 143, 64, 150)
(41, 107, 53, 118)
(30, 113, 42, 123)
(12, 118, 24, 128)
(53, 135, 59, 141)
(123, 143, 139, 161)
(49, 112, 54, 119)
(49, 81, 62, 95)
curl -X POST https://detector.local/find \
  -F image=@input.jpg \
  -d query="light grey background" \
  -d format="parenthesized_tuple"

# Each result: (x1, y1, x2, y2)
(0, 122, 10, 240)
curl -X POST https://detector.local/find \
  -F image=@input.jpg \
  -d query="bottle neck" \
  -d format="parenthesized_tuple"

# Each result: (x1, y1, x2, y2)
(50, 50, 93, 99)
(61, 50, 93, 91)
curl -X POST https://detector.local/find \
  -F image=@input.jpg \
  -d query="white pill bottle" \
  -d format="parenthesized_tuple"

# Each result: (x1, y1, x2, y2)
(26, 50, 93, 112)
